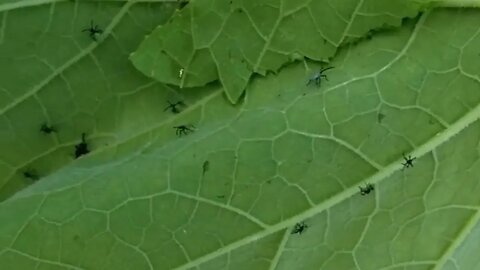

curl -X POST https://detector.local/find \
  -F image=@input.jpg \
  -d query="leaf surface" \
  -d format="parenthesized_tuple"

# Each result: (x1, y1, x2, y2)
(130, 0, 421, 103)
(0, 1, 198, 199)
(2, 7, 480, 270)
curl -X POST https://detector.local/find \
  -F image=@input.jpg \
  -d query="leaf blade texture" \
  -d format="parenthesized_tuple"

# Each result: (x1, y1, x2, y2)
(1, 2, 480, 270)
(130, 0, 421, 103)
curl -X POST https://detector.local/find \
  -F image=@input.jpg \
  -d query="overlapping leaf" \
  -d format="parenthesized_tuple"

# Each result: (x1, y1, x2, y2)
(130, 0, 421, 103)
(1, 7, 480, 270)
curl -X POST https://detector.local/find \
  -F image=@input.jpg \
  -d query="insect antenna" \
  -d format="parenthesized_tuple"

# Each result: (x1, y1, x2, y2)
(320, 66, 334, 72)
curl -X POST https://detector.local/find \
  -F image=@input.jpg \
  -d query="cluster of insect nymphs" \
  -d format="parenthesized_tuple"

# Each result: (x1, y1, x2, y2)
(357, 153, 416, 196)
(82, 20, 103, 42)
(291, 153, 418, 236)
(41, 124, 90, 159)
(177, 0, 189, 10)
(31, 124, 91, 181)
(306, 66, 334, 87)
(291, 221, 309, 235)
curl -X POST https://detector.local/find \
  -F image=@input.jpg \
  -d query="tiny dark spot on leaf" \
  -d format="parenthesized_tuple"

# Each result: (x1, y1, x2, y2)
(377, 113, 386, 123)
(178, 0, 188, 9)
(40, 123, 56, 134)
(291, 221, 308, 235)
(202, 160, 210, 175)
(23, 170, 39, 181)
(216, 195, 225, 199)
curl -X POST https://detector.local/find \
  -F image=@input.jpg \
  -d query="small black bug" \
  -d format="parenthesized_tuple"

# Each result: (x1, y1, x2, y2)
(306, 66, 334, 87)
(174, 125, 195, 137)
(164, 100, 185, 114)
(82, 20, 103, 41)
(23, 170, 39, 181)
(401, 153, 416, 169)
(359, 183, 374, 196)
(291, 221, 308, 235)
(202, 160, 210, 175)
(40, 123, 56, 134)
(74, 133, 90, 159)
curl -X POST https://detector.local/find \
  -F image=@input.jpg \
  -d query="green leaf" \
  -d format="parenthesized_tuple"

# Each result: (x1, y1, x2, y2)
(130, 0, 421, 103)
(2, 7, 480, 270)
(0, 1, 189, 200)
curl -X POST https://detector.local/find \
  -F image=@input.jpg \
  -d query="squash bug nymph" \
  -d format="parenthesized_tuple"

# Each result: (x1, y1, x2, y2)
(74, 133, 90, 159)
(23, 169, 39, 181)
(359, 183, 374, 196)
(401, 153, 416, 169)
(164, 100, 186, 114)
(306, 66, 334, 87)
(82, 20, 103, 41)
(40, 123, 56, 134)
(291, 221, 308, 235)
(174, 125, 195, 137)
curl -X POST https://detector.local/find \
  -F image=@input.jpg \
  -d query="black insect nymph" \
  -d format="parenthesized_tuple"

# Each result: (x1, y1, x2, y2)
(291, 221, 308, 235)
(82, 20, 103, 41)
(401, 153, 416, 169)
(306, 66, 334, 87)
(174, 125, 195, 137)
(40, 123, 56, 134)
(75, 133, 90, 159)
(164, 100, 186, 114)
(359, 183, 374, 196)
